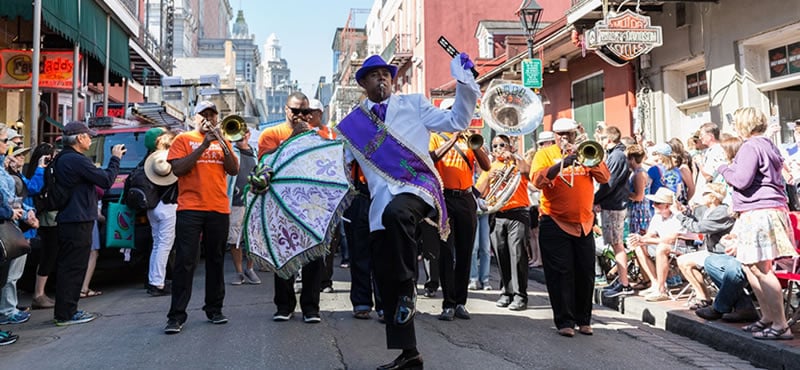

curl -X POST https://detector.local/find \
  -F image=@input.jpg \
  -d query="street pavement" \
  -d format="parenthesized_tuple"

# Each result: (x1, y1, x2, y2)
(1, 257, 760, 370)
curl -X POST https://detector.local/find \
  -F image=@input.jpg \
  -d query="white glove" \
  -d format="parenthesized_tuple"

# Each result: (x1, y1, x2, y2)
(449, 53, 480, 94)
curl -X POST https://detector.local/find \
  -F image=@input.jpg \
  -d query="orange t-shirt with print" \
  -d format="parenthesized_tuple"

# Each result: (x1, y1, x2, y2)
(258, 122, 335, 158)
(477, 159, 530, 212)
(168, 130, 235, 214)
(429, 133, 475, 190)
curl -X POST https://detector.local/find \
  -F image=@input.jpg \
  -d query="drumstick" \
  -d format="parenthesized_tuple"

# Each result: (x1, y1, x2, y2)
(437, 36, 479, 78)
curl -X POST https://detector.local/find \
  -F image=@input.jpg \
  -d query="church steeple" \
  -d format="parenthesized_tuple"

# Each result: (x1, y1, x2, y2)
(231, 10, 250, 39)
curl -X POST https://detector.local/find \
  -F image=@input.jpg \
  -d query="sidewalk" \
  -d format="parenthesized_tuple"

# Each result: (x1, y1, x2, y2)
(529, 266, 800, 369)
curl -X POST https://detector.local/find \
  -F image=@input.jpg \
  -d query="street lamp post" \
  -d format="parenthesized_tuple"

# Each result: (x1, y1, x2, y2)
(517, 0, 544, 59)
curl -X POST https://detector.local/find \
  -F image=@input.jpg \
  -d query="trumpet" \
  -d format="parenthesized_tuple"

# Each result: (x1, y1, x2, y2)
(462, 132, 484, 151)
(201, 118, 232, 156)
(220, 114, 248, 142)
(558, 140, 605, 187)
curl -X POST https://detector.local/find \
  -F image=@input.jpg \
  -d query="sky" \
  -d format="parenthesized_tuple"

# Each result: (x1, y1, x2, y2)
(237, 0, 375, 94)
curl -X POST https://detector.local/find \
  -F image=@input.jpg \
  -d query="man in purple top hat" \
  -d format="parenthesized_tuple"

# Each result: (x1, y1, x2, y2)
(334, 54, 480, 369)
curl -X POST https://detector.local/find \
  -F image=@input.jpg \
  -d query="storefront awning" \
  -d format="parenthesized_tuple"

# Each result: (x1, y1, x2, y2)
(1, 0, 130, 80)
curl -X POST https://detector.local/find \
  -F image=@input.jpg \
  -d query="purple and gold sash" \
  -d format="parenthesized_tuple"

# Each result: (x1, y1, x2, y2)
(335, 103, 449, 239)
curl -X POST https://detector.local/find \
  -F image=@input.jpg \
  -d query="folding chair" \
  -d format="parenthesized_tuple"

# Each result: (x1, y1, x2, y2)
(774, 212, 800, 325)
(667, 234, 703, 302)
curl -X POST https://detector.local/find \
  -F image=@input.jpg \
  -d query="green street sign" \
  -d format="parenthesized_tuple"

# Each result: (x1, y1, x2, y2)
(522, 58, 543, 89)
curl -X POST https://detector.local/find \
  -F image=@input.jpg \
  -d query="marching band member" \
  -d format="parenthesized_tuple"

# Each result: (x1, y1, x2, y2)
(164, 101, 239, 334)
(258, 93, 328, 323)
(334, 54, 480, 370)
(476, 135, 531, 311)
(532, 118, 610, 337)
(428, 106, 491, 321)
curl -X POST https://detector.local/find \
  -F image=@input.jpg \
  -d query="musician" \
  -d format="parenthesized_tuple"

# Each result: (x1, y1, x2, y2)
(164, 100, 238, 334)
(532, 118, 610, 337)
(429, 107, 491, 321)
(258, 93, 326, 324)
(334, 54, 480, 370)
(476, 135, 531, 311)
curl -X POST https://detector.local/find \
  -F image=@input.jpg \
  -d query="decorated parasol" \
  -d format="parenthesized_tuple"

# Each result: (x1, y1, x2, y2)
(243, 131, 353, 279)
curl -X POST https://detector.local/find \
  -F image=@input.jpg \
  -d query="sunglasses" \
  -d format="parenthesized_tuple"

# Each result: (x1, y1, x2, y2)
(492, 143, 507, 148)
(0, 138, 8, 143)
(287, 106, 313, 115)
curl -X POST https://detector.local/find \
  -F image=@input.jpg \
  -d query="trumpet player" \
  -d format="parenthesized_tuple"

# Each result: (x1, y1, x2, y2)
(428, 108, 491, 321)
(164, 100, 239, 334)
(532, 118, 610, 337)
(476, 135, 531, 311)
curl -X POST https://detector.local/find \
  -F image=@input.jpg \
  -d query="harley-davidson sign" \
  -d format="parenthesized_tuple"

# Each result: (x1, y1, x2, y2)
(585, 10, 663, 61)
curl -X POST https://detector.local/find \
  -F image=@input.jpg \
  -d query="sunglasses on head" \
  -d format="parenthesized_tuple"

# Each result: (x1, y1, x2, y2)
(287, 106, 313, 115)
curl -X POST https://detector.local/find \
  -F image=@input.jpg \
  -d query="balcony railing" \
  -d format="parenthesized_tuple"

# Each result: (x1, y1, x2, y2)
(380, 33, 413, 66)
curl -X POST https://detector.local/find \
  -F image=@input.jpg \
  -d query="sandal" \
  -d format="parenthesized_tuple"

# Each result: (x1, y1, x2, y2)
(80, 289, 103, 298)
(689, 299, 712, 311)
(741, 320, 772, 333)
(753, 326, 794, 340)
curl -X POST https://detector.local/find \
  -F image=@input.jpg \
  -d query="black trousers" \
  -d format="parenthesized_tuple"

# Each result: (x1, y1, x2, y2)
(321, 229, 339, 290)
(54, 222, 93, 321)
(491, 209, 530, 300)
(439, 192, 477, 308)
(346, 193, 382, 312)
(372, 193, 431, 350)
(167, 211, 229, 324)
(274, 257, 322, 315)
(538, 216, 595, 329)
(420, 223, 440, 291)
(36, 226, 59, 277)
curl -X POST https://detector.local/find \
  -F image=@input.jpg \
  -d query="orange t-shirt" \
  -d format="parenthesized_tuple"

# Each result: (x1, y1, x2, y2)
(429, 133, 475, 190)
(258, 122, 335, 158)
(168, 130, 235, 214)
(477, 159, 530, 212)
(531, 144, 610, 235)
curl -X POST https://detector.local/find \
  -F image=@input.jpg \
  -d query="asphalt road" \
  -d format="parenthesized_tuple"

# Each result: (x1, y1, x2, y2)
(0, 257, 752, 369)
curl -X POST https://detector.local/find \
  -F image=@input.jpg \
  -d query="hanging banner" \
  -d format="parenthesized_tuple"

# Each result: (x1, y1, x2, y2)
(584, 10, 663, 61)
(0, 49, 80, 90)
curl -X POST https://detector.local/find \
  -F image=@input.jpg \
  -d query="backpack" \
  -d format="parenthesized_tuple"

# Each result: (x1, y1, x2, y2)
(34, 153, 70, 212)
(123, 159, 160, 210)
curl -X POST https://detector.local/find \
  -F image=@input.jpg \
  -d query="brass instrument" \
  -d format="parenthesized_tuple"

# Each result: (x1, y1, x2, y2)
(558, 140, 605, 187)
(480, 81, 544, 212)
(220, 114, 248, 142)
(464, 132, 484, 151)
(201, 118, 232, 156)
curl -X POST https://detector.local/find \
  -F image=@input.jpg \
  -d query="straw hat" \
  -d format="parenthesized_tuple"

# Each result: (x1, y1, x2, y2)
(10, 146, 31, 157)
(144, 150, 177, 186)
(645, 187, 675, 204)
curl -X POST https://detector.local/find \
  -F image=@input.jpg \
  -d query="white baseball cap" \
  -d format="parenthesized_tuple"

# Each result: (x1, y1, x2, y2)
(308, 99, 324, 111)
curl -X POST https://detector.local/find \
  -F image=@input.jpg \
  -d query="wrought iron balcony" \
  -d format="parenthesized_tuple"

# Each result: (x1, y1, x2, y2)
(380, 33, 413, 67)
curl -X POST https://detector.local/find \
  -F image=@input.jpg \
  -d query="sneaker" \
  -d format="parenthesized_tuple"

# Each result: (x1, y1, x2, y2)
(438, 308, 455, 321)
(273, 312, 293, 322)
(594, 275, 609, 286)
(243, 269, 261, 285)
(321, 286, 335, 293)
(303, 313, 321, 323)
(508, 297, 527, 311)
(0, 330, 19, 346)
(55, 310, 95, 327)
(496, 295, 512, 308)
(207, 313, 229, 324)
(31, 295, 55, 309)
(666, 275, 683, 288)
(482, 283, 493, 291)
(0, 311, 30, 325)
(147, 285, 170, 297)
(422, 288, 436, 298)
(467, 280, 480, 290)
(644, 292, 670, 302)
(454, 304, 471, 320)
(602, 280, 620, 292)
(231, 273, 245, 286)
(164, 320, 183, 334)
(353, 310, 371, 320)
(603, 284, 634, 298)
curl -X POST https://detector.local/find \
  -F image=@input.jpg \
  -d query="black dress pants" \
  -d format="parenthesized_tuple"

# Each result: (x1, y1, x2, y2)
(168, 211, 229, 324)
(274, 257, 323, 315)
(346, 193, 382, 312)
(372, 193, 431, 350)
(54, 222, 93, 321)
(439, 192, 477, 308)
(538, 216, 596, 329)
(491, 209, 530, 301)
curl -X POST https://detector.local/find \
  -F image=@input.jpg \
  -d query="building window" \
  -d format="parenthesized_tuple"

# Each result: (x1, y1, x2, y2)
(768, 42, 800, 79)
(686, 70, 708, 99)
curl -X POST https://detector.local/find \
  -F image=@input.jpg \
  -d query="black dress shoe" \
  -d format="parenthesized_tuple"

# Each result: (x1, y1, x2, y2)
(395, 291, 417, 326)
(377, 353, 423, 370)
(454, 305, 471, 320)
(721, 308, 760, 323)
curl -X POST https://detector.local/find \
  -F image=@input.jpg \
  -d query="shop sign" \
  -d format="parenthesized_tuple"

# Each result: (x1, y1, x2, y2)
(0, 49, 79, 90)
(585, 10, 663, 61)
(768, 42, 800, 78)
(93, 102, 133, 118)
